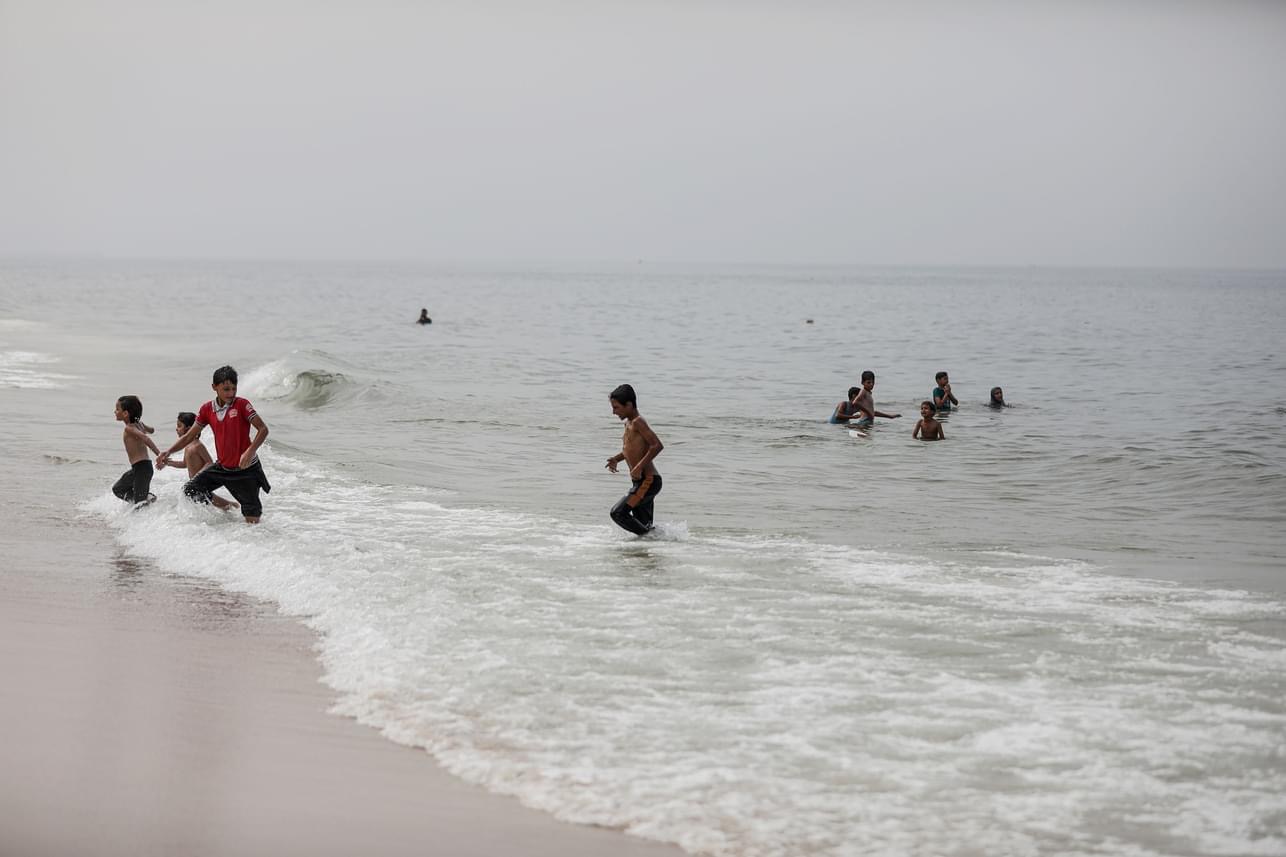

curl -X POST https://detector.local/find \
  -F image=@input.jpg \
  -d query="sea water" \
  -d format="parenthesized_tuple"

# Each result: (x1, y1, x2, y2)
(2, 261, 1284, 856)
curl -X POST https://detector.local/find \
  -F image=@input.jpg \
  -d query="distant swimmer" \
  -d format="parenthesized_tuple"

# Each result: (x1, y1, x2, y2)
(932, 371, 958, 413)
(912, 400, 945, 441)
(989, 386, 1008, 408)
(169, 411, 238, 511)
(605, 383, 664, 536)
(851, 370, 901, 427)
(112, 395, 160, 507)
(417, 308, 432, 325)
(158, 365, 271, 524)
(829, 386, 863, 423)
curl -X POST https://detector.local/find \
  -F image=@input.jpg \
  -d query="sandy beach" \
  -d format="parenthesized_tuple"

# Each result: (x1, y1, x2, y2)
(0, 503, 683, 857)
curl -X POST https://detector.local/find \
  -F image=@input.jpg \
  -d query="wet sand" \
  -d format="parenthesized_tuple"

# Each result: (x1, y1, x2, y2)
(0, 509, 684, 857)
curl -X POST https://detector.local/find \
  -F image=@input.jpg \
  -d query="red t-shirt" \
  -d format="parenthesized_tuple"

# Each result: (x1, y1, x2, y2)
(197, 397, 259, 468)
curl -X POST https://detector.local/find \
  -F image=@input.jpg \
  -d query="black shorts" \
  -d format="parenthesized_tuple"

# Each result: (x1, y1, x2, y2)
(184, 460, 271, 518)
(610, 472, 662, 536)
(112, 460, 154, 505)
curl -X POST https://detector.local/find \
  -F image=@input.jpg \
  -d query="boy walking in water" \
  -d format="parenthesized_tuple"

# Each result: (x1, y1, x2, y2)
(112, 395, 161, 506)
(157, 366, 270, 524)
(605, 383, 664, 536)
(851, 370, 901, 427)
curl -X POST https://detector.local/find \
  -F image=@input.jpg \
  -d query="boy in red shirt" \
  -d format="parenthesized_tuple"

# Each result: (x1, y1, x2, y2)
(158, 365, 271, 523)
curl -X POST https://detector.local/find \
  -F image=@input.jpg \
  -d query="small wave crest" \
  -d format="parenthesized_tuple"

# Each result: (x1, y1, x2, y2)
(240, 353, 381, 410)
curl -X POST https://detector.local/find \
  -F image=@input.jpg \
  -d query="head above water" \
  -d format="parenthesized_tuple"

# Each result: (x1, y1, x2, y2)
(848, 386, 860, 399)
(991, 386, 1005, 404)
(921, 400, 937, 415)
(860, 370, 875, 387)
(936, 371, 949, 384)
(176, 411, 197, 431)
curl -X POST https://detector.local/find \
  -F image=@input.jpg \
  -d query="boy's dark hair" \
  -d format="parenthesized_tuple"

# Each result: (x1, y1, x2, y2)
(118, 395, 143, 423)
(212, 365, 238, 385)
(177, 411, 197, 430)
(935, 371, 949, 382)
(848, 386, 860, 399)
(610, 384, 636, 406)
(860, 370, 875, 382)
(921, 400, 937, 414)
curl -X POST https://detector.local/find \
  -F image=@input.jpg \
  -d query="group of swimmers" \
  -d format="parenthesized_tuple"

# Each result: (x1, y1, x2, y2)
(830, 370, 1009, 441)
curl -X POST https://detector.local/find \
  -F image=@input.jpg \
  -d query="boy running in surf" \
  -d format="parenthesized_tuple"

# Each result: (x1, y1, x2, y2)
(157, 365, 270, 524)
(605, 383, 664, 536)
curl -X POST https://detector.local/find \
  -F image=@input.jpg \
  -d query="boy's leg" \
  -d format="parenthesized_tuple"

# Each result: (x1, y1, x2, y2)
(183, 465, 223, 505)
(112, 469, 135, 501)
(131, 460, 155, 505)
(634, 474, 661, 531)
(224, 479, 262, 521)
(609, 473, 661, 536)
(610, 495, 650, 535)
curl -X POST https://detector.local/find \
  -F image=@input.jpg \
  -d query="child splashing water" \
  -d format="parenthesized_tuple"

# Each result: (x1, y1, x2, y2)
(111, 395, 161, 507)
(169, 411, 239, 511)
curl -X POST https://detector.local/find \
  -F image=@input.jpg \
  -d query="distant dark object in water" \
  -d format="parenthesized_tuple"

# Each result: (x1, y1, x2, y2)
(805, 319, 814, 324)
(417, 308, 432, 325)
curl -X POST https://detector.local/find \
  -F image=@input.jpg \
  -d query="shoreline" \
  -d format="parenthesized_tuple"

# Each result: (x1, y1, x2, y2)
(0, 505, 684, 857)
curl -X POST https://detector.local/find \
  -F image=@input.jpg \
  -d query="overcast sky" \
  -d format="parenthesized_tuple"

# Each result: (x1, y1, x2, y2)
(2, 0, 1283, 267)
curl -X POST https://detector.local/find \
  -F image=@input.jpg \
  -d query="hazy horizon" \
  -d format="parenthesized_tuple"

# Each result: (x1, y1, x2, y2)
(3, 1, 1284, 268)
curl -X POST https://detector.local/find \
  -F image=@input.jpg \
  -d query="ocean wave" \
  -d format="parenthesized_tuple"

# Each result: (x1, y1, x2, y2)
(240, 353, 384, 410)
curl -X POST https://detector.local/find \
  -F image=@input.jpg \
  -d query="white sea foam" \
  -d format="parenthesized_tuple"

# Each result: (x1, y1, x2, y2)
(84, 450, 1286, 857)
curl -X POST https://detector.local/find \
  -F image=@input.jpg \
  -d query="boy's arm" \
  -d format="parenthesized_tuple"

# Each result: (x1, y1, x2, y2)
(158, 423, 203, 468)
(238, 414, 269, 469)
(874, 408, 901, 419)
(912, 420, 922, 438)
(126, 424, 163, 456)
(627, 417, 664, 478)
(605, 450, 625, 472)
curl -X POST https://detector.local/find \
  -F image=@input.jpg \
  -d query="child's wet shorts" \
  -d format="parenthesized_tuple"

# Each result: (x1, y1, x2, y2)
(184, 460, 271, 518)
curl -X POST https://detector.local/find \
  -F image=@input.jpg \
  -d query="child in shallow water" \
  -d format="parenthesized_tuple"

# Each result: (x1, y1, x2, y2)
(989, 387, 1008, 408)
(912, 400, 945, 441)
(112, 395, 161, 506)
(169, 411, 238, 511)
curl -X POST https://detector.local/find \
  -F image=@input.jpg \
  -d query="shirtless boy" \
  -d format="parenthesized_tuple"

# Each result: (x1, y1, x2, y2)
(112, 395, 161, 506)
(912, 400, 945, 441)
(605, 383, 664, 536)
(851, 370, 901, 427)
(169, 411, 239, 511)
